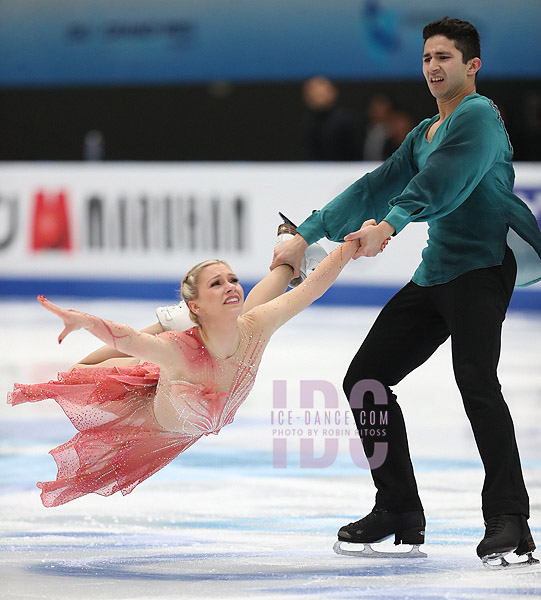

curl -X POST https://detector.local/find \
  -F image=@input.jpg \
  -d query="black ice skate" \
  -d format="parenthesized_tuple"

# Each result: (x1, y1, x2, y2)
(333, 509, 427, 558)
(477, 514, 539, 569)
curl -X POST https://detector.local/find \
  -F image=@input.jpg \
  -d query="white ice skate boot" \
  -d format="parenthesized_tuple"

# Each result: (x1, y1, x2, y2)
(275, 212, 328, 288)
(155, 301, 194, 332)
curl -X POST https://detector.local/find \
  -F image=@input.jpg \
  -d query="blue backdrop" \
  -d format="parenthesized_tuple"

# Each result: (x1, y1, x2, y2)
(1, 0, 539, 87)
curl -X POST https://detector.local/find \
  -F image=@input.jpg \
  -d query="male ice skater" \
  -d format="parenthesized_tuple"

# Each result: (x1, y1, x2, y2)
(272, 16, 541, 567)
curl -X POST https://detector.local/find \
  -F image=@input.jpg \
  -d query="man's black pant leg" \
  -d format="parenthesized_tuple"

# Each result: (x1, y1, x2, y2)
(440, 249, 529, 519)
(343, 282, 449, 512)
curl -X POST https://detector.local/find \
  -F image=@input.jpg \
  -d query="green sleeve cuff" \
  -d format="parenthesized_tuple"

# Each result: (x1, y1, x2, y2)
(296, 211, 327, 245)
(383, 205, 412, 234)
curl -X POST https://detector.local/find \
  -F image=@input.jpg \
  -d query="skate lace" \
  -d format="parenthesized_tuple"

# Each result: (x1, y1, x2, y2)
(484, 516, 507, 537)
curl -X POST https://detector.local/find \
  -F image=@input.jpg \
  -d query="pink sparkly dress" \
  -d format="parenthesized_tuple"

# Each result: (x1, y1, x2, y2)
(8, 325, 266, 507)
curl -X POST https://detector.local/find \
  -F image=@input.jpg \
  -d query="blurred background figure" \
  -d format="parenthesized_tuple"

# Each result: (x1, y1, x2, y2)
(360, 96, 415, 160)
(383, 109, 415, 157)
(360, 94, 394, 161)
(83, 130, 105, 161)
(300, 76, 360, 161)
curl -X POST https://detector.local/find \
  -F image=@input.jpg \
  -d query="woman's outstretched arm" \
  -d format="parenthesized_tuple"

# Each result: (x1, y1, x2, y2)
(242, 264, 294, 314)
(247, 241, 359, 333)
(38, 296, 176, 367)
(71, 322, 163, 369)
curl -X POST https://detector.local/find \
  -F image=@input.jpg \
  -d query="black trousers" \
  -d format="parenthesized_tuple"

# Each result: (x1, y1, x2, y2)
(343, 247, 530, 520)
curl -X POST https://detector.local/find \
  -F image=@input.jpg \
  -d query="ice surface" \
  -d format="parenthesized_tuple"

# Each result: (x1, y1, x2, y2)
(1, 300, 540, 599)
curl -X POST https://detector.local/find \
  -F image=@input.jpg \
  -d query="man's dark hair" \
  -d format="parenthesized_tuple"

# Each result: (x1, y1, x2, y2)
(423, 17, 481, 63)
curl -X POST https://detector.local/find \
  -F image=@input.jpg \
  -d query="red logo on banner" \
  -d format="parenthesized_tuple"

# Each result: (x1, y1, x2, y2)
(31, 189, 72, 251)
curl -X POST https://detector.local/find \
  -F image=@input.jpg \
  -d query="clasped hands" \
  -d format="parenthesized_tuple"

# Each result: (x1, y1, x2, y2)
(271, 219, 394, 277)
(344, 219, 395, 259)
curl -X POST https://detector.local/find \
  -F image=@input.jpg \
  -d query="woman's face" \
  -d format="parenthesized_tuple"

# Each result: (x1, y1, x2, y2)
(189, 263, 244, 322)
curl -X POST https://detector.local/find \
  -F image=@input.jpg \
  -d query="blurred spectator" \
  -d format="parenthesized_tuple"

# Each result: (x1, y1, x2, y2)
(360, 94, 394, 161)
(83, 130, 105, 161)
(383, 109, 415, 157)
(300, 76, 360, 161)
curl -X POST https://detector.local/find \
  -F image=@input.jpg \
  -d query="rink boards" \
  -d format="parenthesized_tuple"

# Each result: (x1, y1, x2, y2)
(0, 162, 540, 309)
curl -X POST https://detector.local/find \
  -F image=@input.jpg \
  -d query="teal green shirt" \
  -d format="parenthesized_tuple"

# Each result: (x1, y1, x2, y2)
(297, 94, 541, 287)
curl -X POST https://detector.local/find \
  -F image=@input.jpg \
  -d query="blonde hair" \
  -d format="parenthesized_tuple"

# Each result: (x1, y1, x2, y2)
(181, 259, 229, 324)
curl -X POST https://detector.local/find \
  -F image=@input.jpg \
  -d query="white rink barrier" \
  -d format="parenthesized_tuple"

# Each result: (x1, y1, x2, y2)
(0, 162, 540, 310)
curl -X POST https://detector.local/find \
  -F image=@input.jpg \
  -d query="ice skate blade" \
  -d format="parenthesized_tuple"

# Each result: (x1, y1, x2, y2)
(333, 540, 427, 558)
(481, 551, 540, 570)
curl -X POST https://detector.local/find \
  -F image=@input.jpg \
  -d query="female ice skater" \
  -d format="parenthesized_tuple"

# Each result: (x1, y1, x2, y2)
(8, 233, 364, 508)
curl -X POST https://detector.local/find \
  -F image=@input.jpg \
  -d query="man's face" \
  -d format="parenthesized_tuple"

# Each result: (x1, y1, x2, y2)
(422, 35, 474, 101)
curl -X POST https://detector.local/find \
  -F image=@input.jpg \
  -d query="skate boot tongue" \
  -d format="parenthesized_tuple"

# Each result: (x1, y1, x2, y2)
(485, 516, 507, 537)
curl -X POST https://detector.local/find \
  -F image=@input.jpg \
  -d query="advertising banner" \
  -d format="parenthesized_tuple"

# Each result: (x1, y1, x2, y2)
(0, 162, 540, 309)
